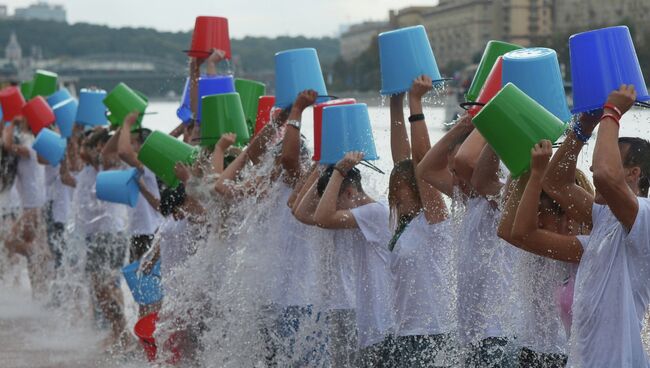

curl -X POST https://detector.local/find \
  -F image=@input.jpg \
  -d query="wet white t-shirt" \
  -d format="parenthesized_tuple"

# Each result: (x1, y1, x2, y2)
(0, 184, 20, 214)
(159, 217, 191, 278)
(392, 214, 456, 337)
(568, 199, 650, 368)
(349, 202, 395, 348)
(326, 228, 357, 310)
(75, 165, 127, 235)
(44, 165, 72, 224)
(128, 167, 161, 236)
(15, 135, 45, 209)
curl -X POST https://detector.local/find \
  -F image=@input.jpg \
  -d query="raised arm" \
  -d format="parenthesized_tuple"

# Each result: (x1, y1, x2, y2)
(205, 49, 226, 76)
(592, 85, 638, 230)
(453, 129, 487, 185)
(2, 117, 30, 158)
(211, 133, 236, 175)
(291, 165, 321, 225)
(498, 175, 525, 243)
(390, 92, 410, 164)
(118, 112, 144, 170)
(137, 175, 161, 212)
(314, 152, 363, 229)
(281, 90, 317, 186)
(288, 162, 318, 209)
(471, 144, 503, 197)
(169, 123, 185, 138)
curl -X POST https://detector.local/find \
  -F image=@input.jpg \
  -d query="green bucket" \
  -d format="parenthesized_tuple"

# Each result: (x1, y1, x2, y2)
(200, 92, 250, 148)
(137, 131, 199, 188)
(235, 79, 266, 135)
(473, 83, 566, 178)
(103, 83, 148, 128)
(31, 70, 58, 98)
(466, 41, 522, 102)
(20, 80, 34, 100)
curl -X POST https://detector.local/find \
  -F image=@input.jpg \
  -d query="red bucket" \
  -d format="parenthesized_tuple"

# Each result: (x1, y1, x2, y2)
(254, 96, 275, 136)
(312, 98, 356, 161)
(0, 86, 26, 123)
(467, 56, 504, 117)
(134, 312, 183, 364)
(22, 96, 55, 135)
(187, 16, 231, 59)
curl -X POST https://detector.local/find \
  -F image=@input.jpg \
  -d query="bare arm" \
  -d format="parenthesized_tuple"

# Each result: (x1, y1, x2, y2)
(281, 90, 317, 186)
(137, 176, 161, 212)
(471, 144, 503, 197)
(169, 123, 185, 138)
(289, 163, 318, 210)
(118, 113, 144, 170)
(390, 93, 410, 164)
(497, 176, 525, 243)
(291, 166, 321, 225)
(211, 133, 236, 175)
(454, 129, 487, 185)
(314, 153, 364, 229)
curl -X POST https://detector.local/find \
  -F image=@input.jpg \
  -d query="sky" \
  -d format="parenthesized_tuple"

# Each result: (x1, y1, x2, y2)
(3, 0, 436, 37)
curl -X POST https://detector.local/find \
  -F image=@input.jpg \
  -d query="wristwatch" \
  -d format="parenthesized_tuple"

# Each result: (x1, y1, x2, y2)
(287, 119, 302, 130)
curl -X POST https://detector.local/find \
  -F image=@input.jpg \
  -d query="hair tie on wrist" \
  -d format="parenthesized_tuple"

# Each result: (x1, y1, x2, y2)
(601, 113, 621, 128)
(603, 103, 622, 118)
(408, 113, 425, 123)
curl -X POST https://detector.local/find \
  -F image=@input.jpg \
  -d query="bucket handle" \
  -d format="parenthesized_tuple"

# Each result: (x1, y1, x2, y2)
(359, 160, 385, 175)
(459, 102, 485, 110)
(432, 77, 454, 85)
(635, 100, 650, 109)
(318, 95, 339, 101)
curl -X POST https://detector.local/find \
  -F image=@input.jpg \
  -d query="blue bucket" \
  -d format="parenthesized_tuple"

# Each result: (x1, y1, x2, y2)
(176, 77, 192, 124)
(197, 75, 236, 122)
(96, 168, 140, 207)
(122, 260, 163, 305)
(378, 25, 442, 95)
(569, 26, 650, 114)
(46, 88, 72, 107)
(502, 48, 571, 122)
(32, 129, 67, 166)
(274, 48, 328, 108)
(76, 89, 108, 126)
(52, 98, 77, 138)
(320, 103, 379, 164)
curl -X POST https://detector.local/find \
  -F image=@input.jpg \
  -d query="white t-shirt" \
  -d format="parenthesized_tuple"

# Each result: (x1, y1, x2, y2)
(326, 228, 357, 310)
(75, 165, 127, 235)
(391, 214, 456, 337)
(349, 202, 395, 348)
(128, 167, 161, 236)
(0, 184, 20, 214)
(44, 165, 72, 224)
(15, 135, 45, 209)
(568, 199, 650, 367)
(159, 217, 191, 278)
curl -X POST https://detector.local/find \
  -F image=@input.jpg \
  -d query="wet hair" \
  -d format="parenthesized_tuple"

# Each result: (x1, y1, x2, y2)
(619, 137, 650, 197)
(388, 159, 421, 228)
(133, 128, 152, 144)
(84, 129, 110, 149)
(316, 166, 363, 197)
(160, 184, 186, 217)
(575, 169, 594, 196)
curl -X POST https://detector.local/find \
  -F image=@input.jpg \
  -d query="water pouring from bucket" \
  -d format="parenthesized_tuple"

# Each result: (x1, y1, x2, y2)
(22, 96, 55, 135)
(96, 168, 141, 207)
(185, 16, 231, 59)
(0, 86, 26, 122)
(32, 128, 67, 166)
(274, 48, 329, 109)
(76, 89, 108, 126)
(465, 40, 522, 103)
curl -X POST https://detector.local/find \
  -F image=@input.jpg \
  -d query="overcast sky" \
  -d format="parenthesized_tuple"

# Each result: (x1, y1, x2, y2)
(4, 0, 436, 37)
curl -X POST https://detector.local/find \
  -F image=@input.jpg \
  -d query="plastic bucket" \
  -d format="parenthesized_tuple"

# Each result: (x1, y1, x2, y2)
(176, 78, 192, 124)
(76, 89, 108, 126)
(46, 88, 72, 107)
(466, 57, 504, 117)
(0, 86, 26, 123)
(569, 25, 650, 113)
(200, 92, 250, 148)
(313, 98, 357, 161)
(466, 40, 522, 102)
(104, 83, 148, 127)
(473, 83, 566, 178)
(197, 75, 235, 122)
(32, 129, 66, 166)
(235, 78, 266, 135)
(96, 168, 140, 207)
(254, 96, 276, 135)
(134, 312, 159, 362)
(274, 48, 328, 108)
(502, 48, 571, 122)
(20, 80, 33, 101)
(320, 103, 379, 164)
(378, 25, 442, 95)
(22, 96, 55, 135)
(137, 131, 199, 188)
(31, 70, 58, 98)
(122, 260, 163, 305)
(52, 98, 78, 138)
(187, 16, 231, 59)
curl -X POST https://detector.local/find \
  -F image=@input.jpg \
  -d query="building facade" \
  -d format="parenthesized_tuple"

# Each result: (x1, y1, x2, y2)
(14, 2, 66, 23)
(339, 21, 389, 62)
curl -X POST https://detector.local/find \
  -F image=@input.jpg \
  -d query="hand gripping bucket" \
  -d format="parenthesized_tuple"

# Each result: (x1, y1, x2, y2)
(22, 96, 55, 135)
(466, 40, 522, 102)
(463, 57, 504, 117)
(502, 48, 571, 122)
(20, 80, 33, 101)
(187, 16, 231, 59)
(235, 78, 266, 135)
(378, 25, 443, 95)
(569, 26, 650, 113)
(137, 131, 199, 188)
(31, 70, 58, 98)
(254, 96, 276, 136)
(122, 260, 163, 305)
(96, 168, 141, 207)
(197, 75, 235, 122)
(52, 98, 78, 138)
(200, 92, 250, 148)
(313, 98, 357, 161)
(46, 88, 72, 107)
(274, 48, 329, 108)
(104, 83, 148, 128)
(0, 86, 26, 123)
(473, 83, 567, 178)
(320, 103, 379, 164)
(76, 89, 108, 126)
(32, 129, 67, 166)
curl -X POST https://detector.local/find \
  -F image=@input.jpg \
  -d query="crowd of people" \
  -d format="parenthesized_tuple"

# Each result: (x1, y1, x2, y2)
(1, 45, 650, 368)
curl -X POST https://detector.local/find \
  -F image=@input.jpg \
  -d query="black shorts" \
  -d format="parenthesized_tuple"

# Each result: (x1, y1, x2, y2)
(129, 234, 154, 263)
(85, 233, 127, 275)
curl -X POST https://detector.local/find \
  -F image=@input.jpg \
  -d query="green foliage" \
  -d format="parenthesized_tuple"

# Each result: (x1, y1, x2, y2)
(331, 36, 381, 91)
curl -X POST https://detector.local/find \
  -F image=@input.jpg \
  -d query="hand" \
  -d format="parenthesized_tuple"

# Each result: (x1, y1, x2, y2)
(335, 151, 364, 173)
(579, 109, 603, 134)
(456, 112, 474, 130)
(216, 133, 237, 151)
(605, 84, 636, 115)
(530, 140, 552, 175)
(123, 111, 139, 128)
(409, 75, 433, 100)
(174, 162, 191, 184)
(207, 48, 227, 64)
(292, 90, 318, 112)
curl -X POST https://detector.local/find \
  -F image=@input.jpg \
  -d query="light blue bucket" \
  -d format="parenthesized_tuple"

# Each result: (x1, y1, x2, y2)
(320, 103, 378, 164)
(32, 129, 67, 166)
(46, 88, 72, 107)
(96, 168, 140, 208)
(502, 48, 571, 122)
(274, 48, 328, 108)
(52, 98, 77, 138)
(76, 89, 108, 126)
(122, 260, 163, 305)
(378, 25, 443, 95)
(197, 75, 235, 122)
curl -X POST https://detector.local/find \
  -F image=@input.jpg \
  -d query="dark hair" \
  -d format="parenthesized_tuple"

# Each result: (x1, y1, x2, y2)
(449, 130, 472, 153)
(317, 166, 362, 197)
(619, 137, 650, 197)
(160, 184, 186, 217)
(388, 159, 421, 228)
(84, 129, 110, 148)
(133, 128, 152, 144)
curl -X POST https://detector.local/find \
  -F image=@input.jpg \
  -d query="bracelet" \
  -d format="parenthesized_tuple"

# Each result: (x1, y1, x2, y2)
(408, 113, 425, 123)
(572, 121, 591, 143)
(603, 103, 622, 118)
(601, 113, 620, 128)
(333, 165, 348, 178)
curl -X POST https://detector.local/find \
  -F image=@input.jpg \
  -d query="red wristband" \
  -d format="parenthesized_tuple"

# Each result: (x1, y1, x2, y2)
(333, 166, 348, 178)
(601, 113, 620, 128)
(603, 103, 622, 118)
